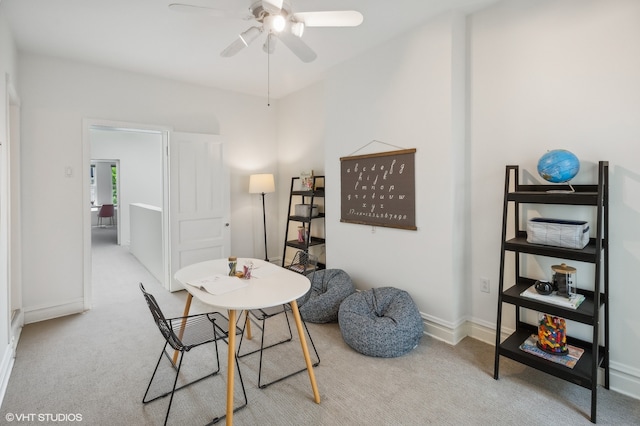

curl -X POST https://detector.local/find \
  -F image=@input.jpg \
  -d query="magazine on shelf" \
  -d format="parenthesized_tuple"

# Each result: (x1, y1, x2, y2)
(519, 335, 584, 369)
(520, 284, 585, 309)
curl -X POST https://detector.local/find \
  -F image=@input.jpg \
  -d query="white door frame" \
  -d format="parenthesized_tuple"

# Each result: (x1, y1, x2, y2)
(4, 74, 23, 351)
(81, 118, 171, 310)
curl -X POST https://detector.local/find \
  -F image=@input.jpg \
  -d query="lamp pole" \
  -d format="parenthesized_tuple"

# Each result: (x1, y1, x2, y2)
(249, 173, 275, 263)
(260, 191, 268, 262)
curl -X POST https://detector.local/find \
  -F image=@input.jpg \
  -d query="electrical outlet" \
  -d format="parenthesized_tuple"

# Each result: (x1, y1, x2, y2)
(480, 277, 490, 293)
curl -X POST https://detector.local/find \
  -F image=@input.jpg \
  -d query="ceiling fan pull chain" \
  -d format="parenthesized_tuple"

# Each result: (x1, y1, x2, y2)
(267, 33, 271, 107)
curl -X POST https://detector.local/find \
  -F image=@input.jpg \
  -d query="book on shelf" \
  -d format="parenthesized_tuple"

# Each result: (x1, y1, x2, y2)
(299, 170, 314, 190)
(520, 284, 585, 309)
(519, 335, 584, 369)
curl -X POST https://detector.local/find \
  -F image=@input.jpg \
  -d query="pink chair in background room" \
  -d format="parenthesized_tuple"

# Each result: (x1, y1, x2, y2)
(97, 204, 115, 226)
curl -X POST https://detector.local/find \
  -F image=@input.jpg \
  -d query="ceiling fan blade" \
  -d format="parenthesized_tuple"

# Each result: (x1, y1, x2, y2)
(261, 0, 284, 14)
(221, 38, 248, 58)
(293, 11, 364, 27)
(168, 3, 252, 20)
(220, 26, 262, 57)
(279, 33, 317, 63)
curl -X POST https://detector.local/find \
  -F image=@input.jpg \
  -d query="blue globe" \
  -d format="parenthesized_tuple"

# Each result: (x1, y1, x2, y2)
(537, 149, 580, 183)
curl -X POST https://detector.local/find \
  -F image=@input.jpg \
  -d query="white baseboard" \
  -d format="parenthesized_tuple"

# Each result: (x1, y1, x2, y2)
(421, 313, 469, 345)
(0, 344, 15, 410)
(609, 361, 640, 400)
(23, 298, 85, 324)
(426, 317, 640, 401)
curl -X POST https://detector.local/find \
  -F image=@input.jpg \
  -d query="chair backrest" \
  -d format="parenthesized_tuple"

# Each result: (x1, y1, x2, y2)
(288, 250, 317, 274)
(98, 204, 114, 218)
(139, 283, 183, 351)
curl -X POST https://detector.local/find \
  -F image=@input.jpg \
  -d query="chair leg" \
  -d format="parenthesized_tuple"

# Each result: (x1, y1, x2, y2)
(163, 351, 185, 426)
(207, 348, 249, 425)
(142, 342, 185, 426)
(143, 341, 223, 425)
(259, 320, 320, 388)
(143, 342, 171, 404)
(256, 311, 320, 389)
(237, 306, 294, 358)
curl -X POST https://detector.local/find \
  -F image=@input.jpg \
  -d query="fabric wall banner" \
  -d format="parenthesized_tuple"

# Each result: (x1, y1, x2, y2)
(340, 148, 417, 230)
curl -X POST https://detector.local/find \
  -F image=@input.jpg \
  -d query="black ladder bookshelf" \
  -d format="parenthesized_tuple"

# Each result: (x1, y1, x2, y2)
(493, 161, 609, 423)
(281, 176, 326, 269)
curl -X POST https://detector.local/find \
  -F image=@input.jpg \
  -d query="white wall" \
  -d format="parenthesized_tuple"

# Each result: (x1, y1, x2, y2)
(129, 203, 163, 282)
(5, 0, 640, 402)
(17, 53, 279, 322)
(278, 0, 640, 398)
(91, 128, 163, 246)
(323, 12, 469, 340)
(0, 4, 19, 405)
(468, 0, 640, 397)
(276, 82, 327, 264)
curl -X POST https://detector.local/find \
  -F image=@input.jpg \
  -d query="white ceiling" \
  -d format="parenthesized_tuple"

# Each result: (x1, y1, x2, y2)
(1, 0, 498, 99)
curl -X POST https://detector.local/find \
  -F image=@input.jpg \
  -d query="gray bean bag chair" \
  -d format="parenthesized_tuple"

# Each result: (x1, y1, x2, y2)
(297, 269, 356, 323)
(338, 287, 423, 357)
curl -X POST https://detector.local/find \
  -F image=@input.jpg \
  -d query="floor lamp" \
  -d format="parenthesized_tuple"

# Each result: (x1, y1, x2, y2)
(249, 173, 275, 262)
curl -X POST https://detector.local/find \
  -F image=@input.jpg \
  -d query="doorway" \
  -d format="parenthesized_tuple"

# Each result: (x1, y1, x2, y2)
(91, 159, 119, 245)
(83, 119, 170, 310)
(82, 120, 230, 310)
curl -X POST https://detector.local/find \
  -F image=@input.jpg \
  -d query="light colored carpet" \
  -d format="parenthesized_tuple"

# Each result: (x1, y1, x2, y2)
(1, 226, 638, 425)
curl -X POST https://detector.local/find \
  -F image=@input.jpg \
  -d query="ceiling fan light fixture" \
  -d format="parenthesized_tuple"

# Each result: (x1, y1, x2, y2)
(291, 21, 304, 38)
(263, 33, 277, 54)
(264, 14, 286, 33)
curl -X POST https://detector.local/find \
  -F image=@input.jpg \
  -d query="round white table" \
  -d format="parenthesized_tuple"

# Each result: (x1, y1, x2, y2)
(174, 258, 320, 425)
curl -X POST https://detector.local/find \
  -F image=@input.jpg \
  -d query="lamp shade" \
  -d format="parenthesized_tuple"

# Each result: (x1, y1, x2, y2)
(249, 173, 275, 194)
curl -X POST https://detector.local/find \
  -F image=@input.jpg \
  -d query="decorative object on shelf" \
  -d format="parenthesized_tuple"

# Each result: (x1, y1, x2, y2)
(300, 170, 314, 190)
(552, 263, 577, 297)
(295, 203, 318, 217)
(537, 149, 580, 191)
(537, 314, 568, 355)
(526, 218, 590, 249)
(534, 280, 554, 295)
(249, 173, 276, 261)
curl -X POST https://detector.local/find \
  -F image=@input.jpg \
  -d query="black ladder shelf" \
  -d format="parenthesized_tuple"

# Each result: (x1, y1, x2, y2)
(281, 176, 326, 269)
(493, 161, 609, 423)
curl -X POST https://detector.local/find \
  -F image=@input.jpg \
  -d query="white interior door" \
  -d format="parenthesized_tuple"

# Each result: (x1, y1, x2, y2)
(168, 132, 230, 291)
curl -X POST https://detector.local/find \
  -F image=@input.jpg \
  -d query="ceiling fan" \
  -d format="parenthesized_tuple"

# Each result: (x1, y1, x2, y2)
(169, 0, 364, 63)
